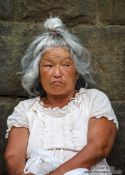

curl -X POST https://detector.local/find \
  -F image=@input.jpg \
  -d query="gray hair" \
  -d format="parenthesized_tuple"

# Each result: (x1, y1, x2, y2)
(21, 17, 94, 97)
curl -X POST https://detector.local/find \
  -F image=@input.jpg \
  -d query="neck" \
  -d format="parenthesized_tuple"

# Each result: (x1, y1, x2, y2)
(43, 90, 77, 108)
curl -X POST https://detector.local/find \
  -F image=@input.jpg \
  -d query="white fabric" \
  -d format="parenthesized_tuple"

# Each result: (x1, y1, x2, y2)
(6, 88, 118, 175)
(24, 149, 89, 175)
(24, 149, 62, 174)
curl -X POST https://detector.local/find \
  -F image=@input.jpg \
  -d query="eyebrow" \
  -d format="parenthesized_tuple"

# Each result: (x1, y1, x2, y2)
(42, 56, 73, 62)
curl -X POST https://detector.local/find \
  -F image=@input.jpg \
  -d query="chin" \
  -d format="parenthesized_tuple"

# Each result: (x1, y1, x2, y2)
(47, 89, 68, 96)
(50, 91, 66, 96)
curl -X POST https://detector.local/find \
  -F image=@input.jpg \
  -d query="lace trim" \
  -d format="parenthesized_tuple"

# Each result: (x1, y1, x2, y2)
(35, 88, 85, 117)
(5, 124, 28, 138)
(90, 115, 119, 128)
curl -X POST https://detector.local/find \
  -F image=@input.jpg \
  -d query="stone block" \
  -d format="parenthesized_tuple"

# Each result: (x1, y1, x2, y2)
(0, 22, 12, 36)
(0, 22, 42, 97)
(0, 97, 25, 175)
(14, 0, 96, 25)
(107, 101, 125, 174)
(72, 25, 125, 100)
(0, 0, 14, 20)
(0, 35, 24, 96)
(98, 0, 125, 25)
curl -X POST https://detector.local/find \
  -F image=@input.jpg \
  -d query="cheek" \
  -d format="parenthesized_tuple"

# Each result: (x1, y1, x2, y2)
(66, 69, 77, 78)
(65, 70, 78, 83)
(39, 70, 49, 85)
(40, 69, 50, 78)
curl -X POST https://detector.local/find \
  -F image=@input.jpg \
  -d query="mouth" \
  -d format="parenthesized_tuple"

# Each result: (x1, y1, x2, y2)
(51, 81, 64, 85)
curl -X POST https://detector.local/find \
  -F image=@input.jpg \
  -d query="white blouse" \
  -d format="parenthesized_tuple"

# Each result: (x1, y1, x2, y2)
(6, 88, 118, 175)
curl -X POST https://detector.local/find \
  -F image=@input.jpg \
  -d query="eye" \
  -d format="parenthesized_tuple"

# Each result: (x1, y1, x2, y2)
(43, 64, 53, 67)
(63, 63, 71, 67)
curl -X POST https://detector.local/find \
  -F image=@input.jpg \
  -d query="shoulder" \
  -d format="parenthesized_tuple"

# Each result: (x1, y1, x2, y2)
(79, 88, 108, 99)
(15, 97, 40, 112)
(78, 88, 111, 107)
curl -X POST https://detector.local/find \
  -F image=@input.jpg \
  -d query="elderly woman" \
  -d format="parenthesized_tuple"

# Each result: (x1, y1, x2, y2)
(4, 17, 118, 175)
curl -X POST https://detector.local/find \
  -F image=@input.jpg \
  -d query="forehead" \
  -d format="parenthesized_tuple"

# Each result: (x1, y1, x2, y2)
(42, 47, 72, 60)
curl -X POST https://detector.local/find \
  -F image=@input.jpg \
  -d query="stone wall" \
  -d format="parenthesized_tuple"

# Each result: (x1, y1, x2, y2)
(0, 0, 125, 174)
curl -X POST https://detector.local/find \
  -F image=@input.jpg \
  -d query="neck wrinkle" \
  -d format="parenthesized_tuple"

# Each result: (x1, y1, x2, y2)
(43, 90, 77, 108)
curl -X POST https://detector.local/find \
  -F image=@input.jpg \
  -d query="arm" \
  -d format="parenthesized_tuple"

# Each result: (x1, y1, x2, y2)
(47, 117, 117, 175)
(4, 127, 34, 175)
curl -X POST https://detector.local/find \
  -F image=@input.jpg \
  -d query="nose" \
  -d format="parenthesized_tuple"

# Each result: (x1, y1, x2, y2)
(52, 66, 63, 78)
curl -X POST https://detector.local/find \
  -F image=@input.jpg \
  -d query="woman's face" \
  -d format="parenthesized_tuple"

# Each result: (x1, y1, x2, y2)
(39, 47, 78, 96)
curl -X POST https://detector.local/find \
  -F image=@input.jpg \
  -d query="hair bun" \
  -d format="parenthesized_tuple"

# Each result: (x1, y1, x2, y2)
(44, 17, 65, 32)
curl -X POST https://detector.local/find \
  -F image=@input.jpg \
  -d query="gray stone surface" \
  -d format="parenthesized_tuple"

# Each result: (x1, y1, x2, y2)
(97, 0, 125, 25)
(0, 0, 96, 25)
(72, 25, 125, 101)
(15, 0, 96, 24)
(0, 97, 26, 175)
(0, 35, 24, 96)
(0, 0, 14, 20)
(0, 22, 42, 96)
(107, 101, 125, 174)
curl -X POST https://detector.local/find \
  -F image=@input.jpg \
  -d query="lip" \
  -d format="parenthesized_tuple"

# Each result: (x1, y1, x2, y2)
(51, 81, 64, 85)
